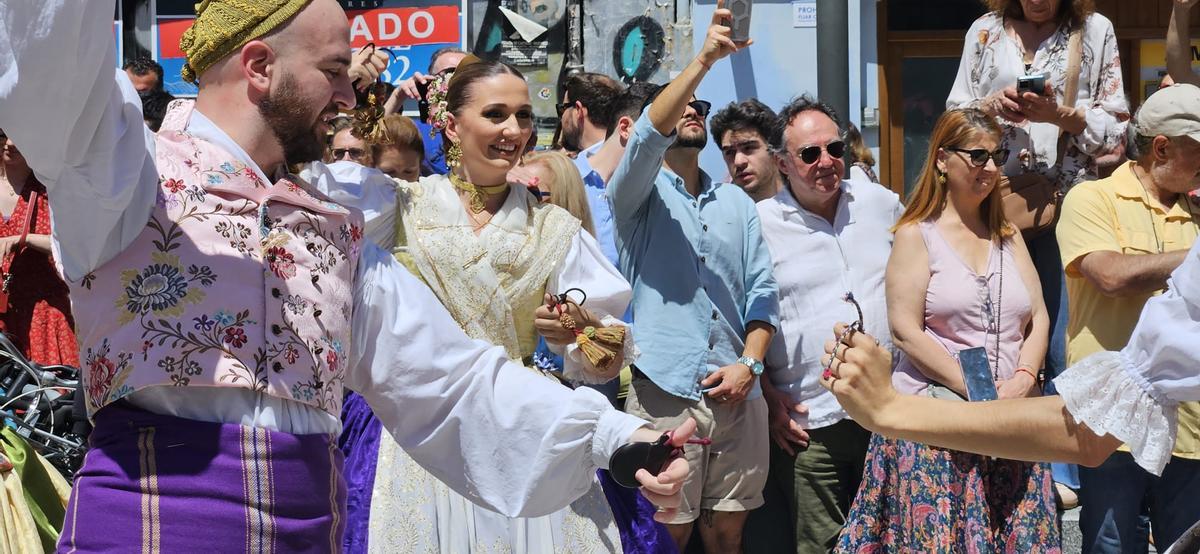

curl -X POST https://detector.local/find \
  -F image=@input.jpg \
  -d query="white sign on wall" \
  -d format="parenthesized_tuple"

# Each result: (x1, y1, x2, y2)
(792, 1, 816, 28)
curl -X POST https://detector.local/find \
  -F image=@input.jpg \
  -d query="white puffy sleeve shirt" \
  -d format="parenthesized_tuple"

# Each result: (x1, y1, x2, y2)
(0, 0, 646, 518)
(1054, 240, 1200, 476)
(301, 166, 637, 384)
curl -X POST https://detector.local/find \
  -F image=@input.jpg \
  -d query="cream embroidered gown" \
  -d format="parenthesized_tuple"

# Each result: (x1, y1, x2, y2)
(351, 172, 633, 553)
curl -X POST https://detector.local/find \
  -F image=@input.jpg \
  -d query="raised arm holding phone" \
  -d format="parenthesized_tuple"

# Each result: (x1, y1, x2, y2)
(605, 2, 782, 552)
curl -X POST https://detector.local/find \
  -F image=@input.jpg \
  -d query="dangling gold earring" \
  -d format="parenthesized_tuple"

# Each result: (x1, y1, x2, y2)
(447, 141, 462, 169)
(936, 171, 947, 186)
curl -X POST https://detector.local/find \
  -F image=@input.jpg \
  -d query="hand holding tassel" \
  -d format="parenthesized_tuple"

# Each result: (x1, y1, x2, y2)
(533, 289, 627, 375)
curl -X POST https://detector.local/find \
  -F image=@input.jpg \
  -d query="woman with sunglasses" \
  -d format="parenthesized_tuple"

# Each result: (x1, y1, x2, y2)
(949, 0, 1129, 509)
(334, 57, 675, 554)
(838, 108, 1057, 551)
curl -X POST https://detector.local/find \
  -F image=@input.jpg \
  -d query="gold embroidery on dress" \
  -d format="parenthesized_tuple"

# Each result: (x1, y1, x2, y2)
(366, 176, 621, 553)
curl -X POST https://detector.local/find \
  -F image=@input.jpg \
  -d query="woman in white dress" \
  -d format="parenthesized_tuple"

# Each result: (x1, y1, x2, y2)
(330, 57, 649, 553)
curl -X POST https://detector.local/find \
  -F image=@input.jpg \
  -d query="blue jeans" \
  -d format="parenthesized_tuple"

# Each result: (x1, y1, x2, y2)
(1027, 231, 1080, 489)
(1078, 452, 1200, 553)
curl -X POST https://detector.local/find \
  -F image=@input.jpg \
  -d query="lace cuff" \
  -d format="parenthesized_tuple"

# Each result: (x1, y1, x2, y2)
(563, 316, 640, 385)
(1054, 350, 1177, 476)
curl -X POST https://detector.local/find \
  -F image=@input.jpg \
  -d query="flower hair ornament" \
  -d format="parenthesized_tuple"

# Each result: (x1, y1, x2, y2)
(429, 54, 485, 169)
(425, 71, 453, 140)
(823, 291, 865, 380)
(548, 288, 626, 372)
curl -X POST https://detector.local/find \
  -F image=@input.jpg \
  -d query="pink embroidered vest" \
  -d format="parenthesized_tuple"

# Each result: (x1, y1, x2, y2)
(69, 101, 363, 418)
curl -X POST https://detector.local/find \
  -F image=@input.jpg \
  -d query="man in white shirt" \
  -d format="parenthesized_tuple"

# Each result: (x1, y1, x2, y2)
(748, 96, 902, 552)
(0, 1, 689, 549)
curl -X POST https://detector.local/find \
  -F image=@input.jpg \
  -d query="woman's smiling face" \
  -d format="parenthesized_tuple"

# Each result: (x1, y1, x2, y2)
(445, 73, 534, 184)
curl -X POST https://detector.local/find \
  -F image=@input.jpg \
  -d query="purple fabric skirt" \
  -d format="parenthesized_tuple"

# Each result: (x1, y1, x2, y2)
(338, 391, 676, 554)
(57, 401, 346, 553)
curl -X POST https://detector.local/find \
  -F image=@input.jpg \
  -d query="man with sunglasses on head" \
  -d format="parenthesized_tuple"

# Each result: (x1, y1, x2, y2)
(742, 95, 902, 552)
(1055, 83, 1200, 552)
(606, 3, 778, 552)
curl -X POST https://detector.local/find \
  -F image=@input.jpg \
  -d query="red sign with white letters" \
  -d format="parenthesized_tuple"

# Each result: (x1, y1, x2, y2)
(346, 6, 459, 48)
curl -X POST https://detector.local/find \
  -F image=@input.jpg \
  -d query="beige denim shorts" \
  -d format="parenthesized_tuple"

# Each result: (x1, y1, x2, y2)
(624, 373, 769, 524)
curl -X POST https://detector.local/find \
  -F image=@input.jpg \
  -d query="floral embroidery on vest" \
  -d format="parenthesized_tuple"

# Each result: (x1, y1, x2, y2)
(72, 100, 362, 417)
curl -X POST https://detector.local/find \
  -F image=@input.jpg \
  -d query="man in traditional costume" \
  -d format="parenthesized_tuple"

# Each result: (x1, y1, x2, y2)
(0, 1, 690, 551)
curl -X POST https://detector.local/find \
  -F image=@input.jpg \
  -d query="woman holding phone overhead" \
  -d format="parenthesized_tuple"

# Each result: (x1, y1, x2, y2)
(838, 109, 1056, 551)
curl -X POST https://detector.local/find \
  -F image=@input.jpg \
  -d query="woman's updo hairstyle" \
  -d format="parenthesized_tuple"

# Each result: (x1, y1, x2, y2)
(445, 57, 526, 118)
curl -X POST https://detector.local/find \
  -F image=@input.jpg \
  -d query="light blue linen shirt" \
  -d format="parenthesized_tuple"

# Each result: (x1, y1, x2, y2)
(572, 142, 619, 267)
(607, 108, 779, 401)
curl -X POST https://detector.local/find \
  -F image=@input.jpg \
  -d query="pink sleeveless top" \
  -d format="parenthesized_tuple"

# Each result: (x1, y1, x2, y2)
(891, 220, 1032, 395)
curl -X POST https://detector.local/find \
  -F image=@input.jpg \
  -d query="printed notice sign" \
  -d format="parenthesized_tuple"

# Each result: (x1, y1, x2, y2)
(793, 1, 816, 28)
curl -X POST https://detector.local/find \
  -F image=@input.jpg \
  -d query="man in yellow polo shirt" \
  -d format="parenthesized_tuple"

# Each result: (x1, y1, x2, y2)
(1057, 84, 1200, 552)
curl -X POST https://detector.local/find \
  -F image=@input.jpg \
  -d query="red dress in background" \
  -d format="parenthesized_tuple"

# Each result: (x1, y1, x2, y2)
(0, 179, 78, 366)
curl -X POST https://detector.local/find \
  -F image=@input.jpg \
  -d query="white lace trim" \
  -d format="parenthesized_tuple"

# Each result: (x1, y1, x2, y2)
(1054, 350, 1177, 476)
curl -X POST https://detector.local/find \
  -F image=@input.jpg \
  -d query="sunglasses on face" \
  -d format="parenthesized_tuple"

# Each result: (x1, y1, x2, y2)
(332, 147, 366, 160)
(795, 140, 846, 165)
(687, 100, 712, 118)
(555, 101, 575, 116)
(947, 147, 1009, 168)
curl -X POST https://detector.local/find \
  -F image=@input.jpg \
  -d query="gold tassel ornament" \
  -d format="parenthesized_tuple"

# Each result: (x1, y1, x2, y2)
(551, 288, 625, 373)
(350, 43, 399, 144)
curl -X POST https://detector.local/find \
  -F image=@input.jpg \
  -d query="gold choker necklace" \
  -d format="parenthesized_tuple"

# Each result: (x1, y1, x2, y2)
(450, 173, 509, 213)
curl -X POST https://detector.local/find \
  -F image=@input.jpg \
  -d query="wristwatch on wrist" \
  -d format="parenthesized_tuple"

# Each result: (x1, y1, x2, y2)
(737, 356, 764, 376)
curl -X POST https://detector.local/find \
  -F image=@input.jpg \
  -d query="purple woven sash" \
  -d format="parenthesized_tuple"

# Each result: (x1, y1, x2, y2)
(57, 401, 346, 553)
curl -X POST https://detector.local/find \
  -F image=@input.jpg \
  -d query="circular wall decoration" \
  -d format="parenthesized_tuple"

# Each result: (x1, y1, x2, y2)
(612, 16, 666, 83)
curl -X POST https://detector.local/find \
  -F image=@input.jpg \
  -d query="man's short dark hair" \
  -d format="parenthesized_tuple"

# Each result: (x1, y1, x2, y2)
(710, 99, 779, 149)
(428, 47, 468, 73)
(770, 95, 843, 153)
(123, 57, 164, 83)
(141, 89, 176, 132)
(607, 82, 661, 136)
(563, 72, 624, 129)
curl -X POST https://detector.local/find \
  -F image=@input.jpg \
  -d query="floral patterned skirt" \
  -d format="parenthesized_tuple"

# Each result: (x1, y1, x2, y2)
(837, 434, 1060, 553)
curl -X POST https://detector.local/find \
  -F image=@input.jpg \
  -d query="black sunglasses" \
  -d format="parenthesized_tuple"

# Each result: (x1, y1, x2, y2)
(947, 147, 1009, 167)
(555, 101, 575, 116)
(795, 140, 846, 164)
(331, 147, 366, 160)
(688, 100, 712, 118)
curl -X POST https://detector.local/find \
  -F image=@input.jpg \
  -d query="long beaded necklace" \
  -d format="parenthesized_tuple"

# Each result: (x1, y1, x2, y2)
(979, 239, 1004, 380)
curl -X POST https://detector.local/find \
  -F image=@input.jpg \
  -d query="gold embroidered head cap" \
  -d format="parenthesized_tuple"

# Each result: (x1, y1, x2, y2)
(179, 0, 313, 84)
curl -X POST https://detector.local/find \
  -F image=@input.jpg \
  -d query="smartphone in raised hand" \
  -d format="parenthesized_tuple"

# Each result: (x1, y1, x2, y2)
(729, 0, 753, 43)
